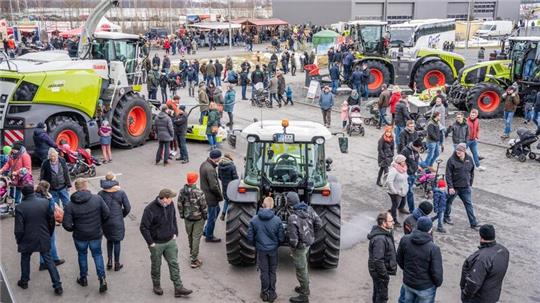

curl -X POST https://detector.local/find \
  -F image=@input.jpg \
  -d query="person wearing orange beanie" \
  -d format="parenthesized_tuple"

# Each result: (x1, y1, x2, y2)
(432, 179, 448, 233)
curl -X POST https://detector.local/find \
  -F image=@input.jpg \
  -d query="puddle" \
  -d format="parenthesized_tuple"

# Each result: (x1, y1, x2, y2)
(340, 211, 379, 250)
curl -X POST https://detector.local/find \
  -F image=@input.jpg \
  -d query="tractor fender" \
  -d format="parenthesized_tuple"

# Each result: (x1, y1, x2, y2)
(311, 181, 341, 206)
(226, 179, 259, 203)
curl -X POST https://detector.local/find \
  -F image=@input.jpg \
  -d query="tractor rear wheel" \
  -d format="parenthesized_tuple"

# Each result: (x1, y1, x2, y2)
(414, 61, 454, 92)
(309, 205, 341, 269)
(48, 116, 85, 150)
(466, 82, 505, 118)
(226, 202, 256, 266)
(111, 93, 152, 148)
(364, 60, 391, 97)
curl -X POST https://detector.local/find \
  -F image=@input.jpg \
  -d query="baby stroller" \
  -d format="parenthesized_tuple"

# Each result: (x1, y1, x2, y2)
(0, 176, 15, 217)
(415, 159, 444, 199)
(57, 145, 98, 178)
(251, 82, 271, 108)
(347, 105, 365, 136)
(411, 112, 428, 153)
(363, 100, 379, 126)
(506, 128, 538, 162)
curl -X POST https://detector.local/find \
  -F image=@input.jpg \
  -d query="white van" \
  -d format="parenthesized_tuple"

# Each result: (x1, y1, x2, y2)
(475, 21, 514, 39)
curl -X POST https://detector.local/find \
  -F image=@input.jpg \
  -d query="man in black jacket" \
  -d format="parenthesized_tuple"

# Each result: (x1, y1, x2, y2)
(63, 178, 110, 293)
(394, 93, 412, 147)
(214, 59, 223, 87)
(444, 143, 479, 229)
(398, 120, 418, 153)
(15, 186, 63, 295)
(367, 212, 397, 303)
(251, 65, 265, 99)
(40, 148, 71, 208)
(421, 112, 441, 168)
(155, 105, 174, 166)
(173, 105, 189, 163)
(200, 150, 224, 242)
(33, 122, 57, 164)
(397, 217, 443, 302)
(400, 139, 423, 213)
(461, 225, 509, 303)
(140, 188, 193, 297)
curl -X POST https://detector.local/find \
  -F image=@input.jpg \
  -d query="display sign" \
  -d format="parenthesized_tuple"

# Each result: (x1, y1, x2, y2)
(273, 133, 295, 143)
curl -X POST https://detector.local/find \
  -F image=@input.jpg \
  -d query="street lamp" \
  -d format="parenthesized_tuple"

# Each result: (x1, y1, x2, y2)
(228, 0, 232, 49)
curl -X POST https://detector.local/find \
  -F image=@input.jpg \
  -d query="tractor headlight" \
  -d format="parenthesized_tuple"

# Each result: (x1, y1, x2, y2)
(314, 137, 325, 145)
(5, 117, 25, 127)
(247, 135, 257, 143)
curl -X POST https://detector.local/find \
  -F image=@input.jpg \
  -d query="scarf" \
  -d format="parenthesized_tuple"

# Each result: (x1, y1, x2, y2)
(392, 161, 408, 174)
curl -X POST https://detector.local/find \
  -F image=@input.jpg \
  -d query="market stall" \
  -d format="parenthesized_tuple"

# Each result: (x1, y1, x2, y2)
(312, 29, 340, 53)
(235, 18, 288, 43)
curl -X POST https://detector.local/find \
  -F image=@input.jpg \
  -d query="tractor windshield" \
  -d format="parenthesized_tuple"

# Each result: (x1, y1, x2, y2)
(244, 141, 327, 188)
(92, 39, 138, 83)
(357, 25, 384, 55)
(389, 27, 414, 47)
(511, 41, 540, 81)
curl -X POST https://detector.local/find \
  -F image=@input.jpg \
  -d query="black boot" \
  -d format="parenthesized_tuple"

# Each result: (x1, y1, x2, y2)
(99, 278, 108, 293)
(153, 281, 163, 295)
(174, 286, 193, 297)
(289, 294, 309, 303)
(107, 259, 113, 270)
(114, 263, 123, 271)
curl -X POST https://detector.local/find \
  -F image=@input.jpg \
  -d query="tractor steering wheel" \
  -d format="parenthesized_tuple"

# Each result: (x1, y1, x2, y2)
(275, 153, 297, 167)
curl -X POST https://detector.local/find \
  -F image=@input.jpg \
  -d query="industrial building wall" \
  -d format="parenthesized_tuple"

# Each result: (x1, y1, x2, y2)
(272, 0, 351, 25)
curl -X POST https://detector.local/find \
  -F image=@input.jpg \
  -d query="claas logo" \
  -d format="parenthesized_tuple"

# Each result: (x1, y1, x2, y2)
(93, 64, 107, 70)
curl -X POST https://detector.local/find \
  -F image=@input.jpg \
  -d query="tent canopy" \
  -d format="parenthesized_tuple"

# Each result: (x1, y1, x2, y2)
(189, 22, 241, 30)
(59, 17, 120, 38)
(312, 30, 340, 47)
(238, 18, 288, 27)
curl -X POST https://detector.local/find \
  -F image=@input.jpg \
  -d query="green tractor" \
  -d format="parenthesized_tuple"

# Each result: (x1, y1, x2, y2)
(225, 120, 346, 269)
(0, 0, 153, 151)
(344, 21, 465, 96)
(448, 37, 540, 118)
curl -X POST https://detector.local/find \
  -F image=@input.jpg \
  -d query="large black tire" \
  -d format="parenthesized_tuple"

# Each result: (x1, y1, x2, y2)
(226, 202, 256, 266)
(414, 60, 454, 92)
(364, 60, 391, 97)
(466, 82, 505, 118)
(111, 93, 152, 148)
(47, 116, 86, 149)
(309, 205, 341, 269)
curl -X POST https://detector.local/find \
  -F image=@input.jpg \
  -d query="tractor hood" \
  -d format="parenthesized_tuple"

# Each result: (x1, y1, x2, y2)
(241, 120, 332, 142)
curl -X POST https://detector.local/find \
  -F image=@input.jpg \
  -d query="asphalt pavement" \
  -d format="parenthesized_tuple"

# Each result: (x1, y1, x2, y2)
(1, 44, 540, 303)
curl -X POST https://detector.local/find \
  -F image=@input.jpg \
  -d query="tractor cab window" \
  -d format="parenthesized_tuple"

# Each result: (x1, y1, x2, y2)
(92, 39, 138, 83)
(512, 41, 540, 81)
(389, 27, 414, 47)
(358, 25, 384, 55)
(244, 141, 327, 188)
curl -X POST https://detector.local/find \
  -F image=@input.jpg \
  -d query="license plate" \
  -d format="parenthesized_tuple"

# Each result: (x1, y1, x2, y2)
(274, 133, 294, 143)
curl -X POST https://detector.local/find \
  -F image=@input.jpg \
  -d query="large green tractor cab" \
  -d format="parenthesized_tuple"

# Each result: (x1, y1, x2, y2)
(225, 120, 346, 269)
(345, 22, 464, 96)
(448, 37, 540, 118)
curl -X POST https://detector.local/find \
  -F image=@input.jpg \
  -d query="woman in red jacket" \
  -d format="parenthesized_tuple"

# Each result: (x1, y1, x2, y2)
(0, 141, 33, 204)
(389, 86, 402, 124)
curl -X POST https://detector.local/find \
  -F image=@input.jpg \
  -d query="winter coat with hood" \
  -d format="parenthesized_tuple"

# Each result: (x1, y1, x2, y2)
(377, 137, 394, 168)
(397, 229, 444, 291)
(386, 164, 409, 197)
(394, 100, 411, 127)
(218, 158, 238, 199)
(378, 89, 392, 108)
(224, 89, 236, 113)
(205, 109, 220, 135)
(277, 76, 286, 95)
(40, 157, 71, 191)
(446, 152, 475, 189)
(98, 180, 131, 242)
(33, 127, 57, 161)
(63, 190, 110, 241)
(447, 120, 469, 145)
(205, 63, 216, 77)
(247, 208, 285, 252)
(401, 144, 420, 176)
(287, 202, 322, 249)
(319, 91, 335, 110)
(398, 128, 418, 154)
(460, 241, 509, 303)
(140, 198, 178, 245)
(1, 146, 32, 175)
(200, 159, 223, 207)
(155, 111, 174, 142)
(14, 193, 55, 253)
(268, 77, 278, 94)
(173, 112, 188, 136)
(198, 88, 210, 112)
(426, 118, 441, 143)
(403, 207, 428, 235)
(389, 92, 401, 113)
(367, 225, 397, 279)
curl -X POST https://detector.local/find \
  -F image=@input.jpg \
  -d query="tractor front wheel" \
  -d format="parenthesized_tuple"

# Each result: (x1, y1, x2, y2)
(111, 93, 152, 148)
(466, 82, 505, 118)
(48, 116, 85, 150)
(364, 60, 391, 97)
(414, 61, 454, 92)
(226, 202, 256, 266)
(309, 205, 341, 269)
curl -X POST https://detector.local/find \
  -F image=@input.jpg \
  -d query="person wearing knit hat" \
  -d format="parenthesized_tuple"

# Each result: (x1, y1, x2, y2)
(178, 172, 207, 268)
(386, 153, 408, 227)
(33, 121, 58, 163)
(218, 153, 239, 221)
(432, 179, 448, 233)
(403, 201, 433, 234)
(461, 224, 509, 303)
(200, 149, 224, 243)
(399, 137, 422, 214)
(1, 145, 11, 169)
(444, 139, 480, 229)
(397, 215, 443, 303)
(377, 125, 395, 187)
(0, 141, 32, 205)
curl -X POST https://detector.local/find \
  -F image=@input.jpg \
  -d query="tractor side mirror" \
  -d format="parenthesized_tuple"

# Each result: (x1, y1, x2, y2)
(227, 129, 242, 149)
(325, 158, 333, 171)
(333, 132, 348, 153)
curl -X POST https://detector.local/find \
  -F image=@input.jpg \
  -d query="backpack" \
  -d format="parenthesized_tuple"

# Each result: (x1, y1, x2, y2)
(179, 187, 205, 221)
(293, 211, 315, 247)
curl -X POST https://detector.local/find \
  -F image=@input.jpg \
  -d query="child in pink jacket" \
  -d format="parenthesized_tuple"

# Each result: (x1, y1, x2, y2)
(340, 100, 349, 129)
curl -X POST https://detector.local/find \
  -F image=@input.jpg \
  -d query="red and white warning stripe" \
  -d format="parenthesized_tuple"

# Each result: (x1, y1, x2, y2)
(3, 130, 24, 146)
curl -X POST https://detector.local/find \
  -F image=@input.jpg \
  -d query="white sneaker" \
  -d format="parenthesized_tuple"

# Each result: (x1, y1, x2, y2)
(477, 166, 486, 171)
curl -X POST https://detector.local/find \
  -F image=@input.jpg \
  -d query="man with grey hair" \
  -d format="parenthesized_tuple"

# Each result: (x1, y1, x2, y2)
(40, 148, 72, 208)
(154, 105, 174, 166)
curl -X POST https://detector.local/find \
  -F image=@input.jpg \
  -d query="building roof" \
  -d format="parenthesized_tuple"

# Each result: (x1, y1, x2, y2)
(240, 18, 288, 26)
(241, 120, 332, 142)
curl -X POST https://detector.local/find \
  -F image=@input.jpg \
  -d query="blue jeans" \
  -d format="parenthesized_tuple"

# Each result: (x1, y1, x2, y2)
(51, 188, 70, 209)
(406, 175, 416, 212)
(535, 112, 540, 134)
(444, 187, 478, 226)
(398, 284, 437, 303)
(199, 110, 208, 124)
(74, 238, 106, 279)
(361, 82, 369, 100)
(331, 79, 340, 94)
(204, 205, 221, 239)
(353, 82, 361, 96)
(434, 210, 445, 229)
(241, 84, 247, 99)
(421, 142, 440, 168)
(40, 231, 60, 265)
(21, 251, 62, 289)
(215, 76, 221, 87)
(176, 134, 189, 161)
(466, 140, 480, 167)
(11, 187, 22, 205)
(222, 199, 229, 215)
(379, 107, 389, 126)
(207, 134, 217, 149)
(503, 111, 514, 135)
(394, 125, 404, 148)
